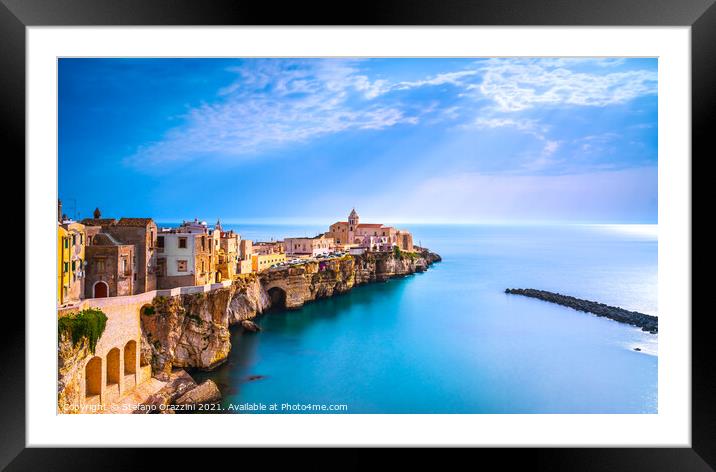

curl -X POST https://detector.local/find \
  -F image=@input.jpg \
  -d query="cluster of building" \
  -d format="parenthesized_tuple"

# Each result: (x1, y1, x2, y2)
(58, 204, 414, 307)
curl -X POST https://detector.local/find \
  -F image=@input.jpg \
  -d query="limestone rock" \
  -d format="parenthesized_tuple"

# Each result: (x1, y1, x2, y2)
(175, 379, 221, 406)
(227, 274, 270, 323)
(141, 289, 233, 371)
(57, 331, 90, 414)
(139, 330, 153, 368)
(241, 320, 261, 332)
(136, 369, 197, 413)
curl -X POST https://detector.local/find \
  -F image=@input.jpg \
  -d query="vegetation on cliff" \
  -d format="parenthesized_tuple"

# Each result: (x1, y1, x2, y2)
(58, 308, 108, 354)
(393, 246, 419, 260)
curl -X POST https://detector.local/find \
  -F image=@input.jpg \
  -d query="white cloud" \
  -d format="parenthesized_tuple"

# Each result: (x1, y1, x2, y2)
(124, 58, 657, 170)
(394, 70, 479, 90)
(469, 117, 544, 134)
(353, 75, 390, 99)
(125, 60, 418, 168)
(543, 140, 560, 155)
(474, 59, 657, 112)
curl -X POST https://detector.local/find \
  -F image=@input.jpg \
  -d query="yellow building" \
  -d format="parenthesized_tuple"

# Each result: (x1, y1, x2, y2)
(58, 221, 87, 306)
(58, 224, 70, 306)
(251, 253, 286, 272)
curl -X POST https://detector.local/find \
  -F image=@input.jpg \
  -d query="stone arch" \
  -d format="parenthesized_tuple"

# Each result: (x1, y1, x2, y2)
(85, 356, 102, 397)
(124, 340, 137, 375)
(106, 347, 120, 387)
(267, 286, 287, 310)
(93, 281, 108, 298)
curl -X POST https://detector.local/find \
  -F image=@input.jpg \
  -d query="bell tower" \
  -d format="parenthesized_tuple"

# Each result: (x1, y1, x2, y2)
(348, 208, 359, 229)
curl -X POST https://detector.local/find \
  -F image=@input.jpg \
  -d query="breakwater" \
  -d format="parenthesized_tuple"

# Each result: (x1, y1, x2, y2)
(505, 288, 658, 334)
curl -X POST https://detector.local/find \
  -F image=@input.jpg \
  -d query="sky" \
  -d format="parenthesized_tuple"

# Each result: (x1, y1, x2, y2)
(58, 58, 658, 224)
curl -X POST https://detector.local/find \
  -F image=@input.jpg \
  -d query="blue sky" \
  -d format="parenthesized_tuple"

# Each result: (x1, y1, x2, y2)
(59, 58, 657, 224)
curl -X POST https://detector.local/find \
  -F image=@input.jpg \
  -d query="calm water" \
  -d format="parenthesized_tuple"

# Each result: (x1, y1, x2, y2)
(193, 224, 658, 414)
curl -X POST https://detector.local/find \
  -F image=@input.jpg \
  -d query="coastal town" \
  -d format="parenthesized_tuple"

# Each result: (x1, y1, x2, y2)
(58, 204, 415, 306)
(57, 203, 437, 414)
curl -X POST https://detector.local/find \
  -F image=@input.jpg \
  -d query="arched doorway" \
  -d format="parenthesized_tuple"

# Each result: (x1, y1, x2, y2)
(106, 347, 120, 389)
(123, 340, 137, 390)
(267, 287, 287, 310)
(85, 356, 102, 398)
(124, 341, 137, 375)
(93, 281, 108, 298)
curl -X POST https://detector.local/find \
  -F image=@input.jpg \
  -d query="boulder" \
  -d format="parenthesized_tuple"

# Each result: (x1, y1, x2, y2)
(136, 370, 197, 413)
(175, 379, 222, 406)
(241, 320, 261, 332)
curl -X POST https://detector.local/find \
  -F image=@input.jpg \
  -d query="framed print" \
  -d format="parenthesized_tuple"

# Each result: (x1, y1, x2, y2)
(5, 0, 713, 468)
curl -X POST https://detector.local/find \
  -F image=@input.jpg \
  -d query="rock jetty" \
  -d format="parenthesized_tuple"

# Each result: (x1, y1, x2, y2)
(505, 288, 658, 334)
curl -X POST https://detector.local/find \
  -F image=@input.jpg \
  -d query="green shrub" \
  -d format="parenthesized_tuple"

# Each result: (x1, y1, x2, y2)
(392, 246, 419, 260)
(58, 309, 108, 354)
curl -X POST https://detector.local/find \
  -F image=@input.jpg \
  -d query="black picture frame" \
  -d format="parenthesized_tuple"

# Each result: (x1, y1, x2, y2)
(4, 0, 711, 468)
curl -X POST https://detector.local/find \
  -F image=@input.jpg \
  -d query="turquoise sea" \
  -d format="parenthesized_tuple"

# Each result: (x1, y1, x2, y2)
(192, 223, 658, 414)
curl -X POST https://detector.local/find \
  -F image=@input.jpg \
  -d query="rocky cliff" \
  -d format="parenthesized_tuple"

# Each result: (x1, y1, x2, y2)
(57, 331, 90, 413)
(140, 274, 268, 373)
(140, 249, 440, 372)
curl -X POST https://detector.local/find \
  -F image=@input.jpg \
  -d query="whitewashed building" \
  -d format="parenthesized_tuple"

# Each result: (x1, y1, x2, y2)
(285, 234, 334, 257)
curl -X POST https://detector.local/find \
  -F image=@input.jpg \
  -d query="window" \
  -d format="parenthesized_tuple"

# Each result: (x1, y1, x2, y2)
(96, 259, 105, 272)
(177, 260, 188, 272)
(201, 260, 205, 273)
(121, 257, 127, 274)
(179, 237, 187, 249)
(157, 236, 165, 248)
(64, 239, 68, 248)
(71, 260, 76, 271)
(63, 262, 68, 273)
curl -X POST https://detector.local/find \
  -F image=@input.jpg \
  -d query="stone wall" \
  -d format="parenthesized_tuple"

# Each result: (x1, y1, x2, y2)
(104, 223, 157, 294)
(84, 244, 135, 298)
(58, 292, 151, 413)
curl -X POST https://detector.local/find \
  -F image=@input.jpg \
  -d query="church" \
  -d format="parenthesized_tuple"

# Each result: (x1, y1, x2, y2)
(326, 209, 414, 252)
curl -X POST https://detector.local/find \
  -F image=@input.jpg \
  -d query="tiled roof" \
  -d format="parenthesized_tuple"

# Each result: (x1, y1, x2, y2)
(81, 218, 117, 227)
(116, 217, 154, 227)
(358, 223, 383, 228)
(92, 233, 124, 246)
